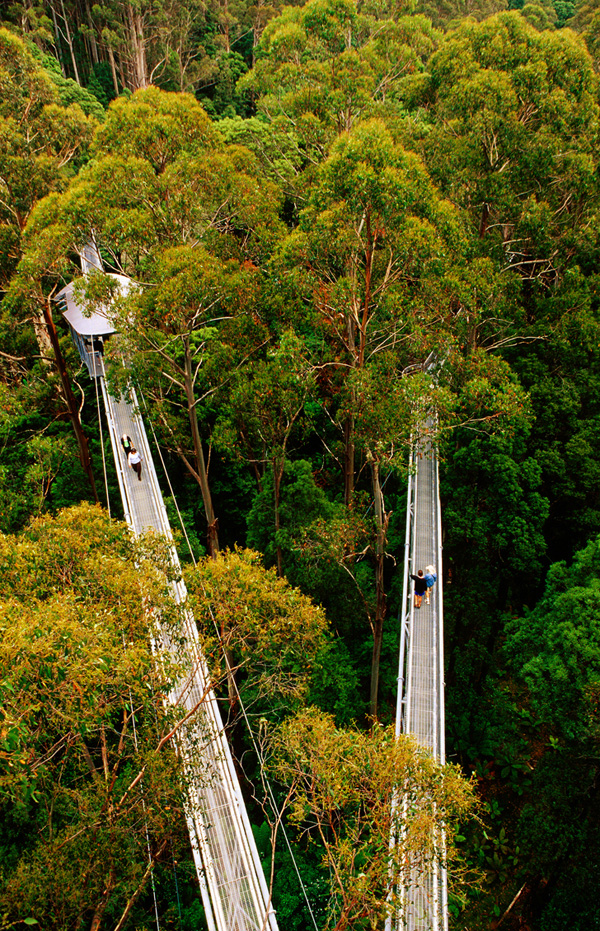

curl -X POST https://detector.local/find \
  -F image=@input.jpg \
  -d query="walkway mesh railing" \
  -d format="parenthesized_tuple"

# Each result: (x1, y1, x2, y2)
(388, 422, 448, 931)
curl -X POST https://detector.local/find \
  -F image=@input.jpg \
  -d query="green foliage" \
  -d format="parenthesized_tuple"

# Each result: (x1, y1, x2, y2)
(39, 51, 106, 119)
(492, 535, 600, 928)
(185, 546, 330, 714)
(241, 0, 440, 177)
(418, 12, 600, 286)
(91, 85, 219, 170)
(506, 534, 600, 736)
(199, 51, 249, 118)
(0, 505, 194, 930)
(245, 460, 371, 662)
(268, 707, 478, 930)
(0, 29, 96, 289)
(246, 459, 336, 566)
(5, 10, 600, 927)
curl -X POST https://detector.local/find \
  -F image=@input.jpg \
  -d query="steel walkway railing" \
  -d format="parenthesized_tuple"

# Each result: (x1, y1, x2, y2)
(98, 372, 278, 931)
(388, 421, 448, 931)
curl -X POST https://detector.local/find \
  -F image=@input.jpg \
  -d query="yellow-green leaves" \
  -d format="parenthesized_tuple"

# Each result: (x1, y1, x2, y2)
(242, 0, 440, 165)
(91, 86, 221, 172)
(268, 707, 478, 929)
(0, 504, 191, 928)
(424, 12, 600, 284)
(0, 30, 96, 290)
(186, 548, 328, 709)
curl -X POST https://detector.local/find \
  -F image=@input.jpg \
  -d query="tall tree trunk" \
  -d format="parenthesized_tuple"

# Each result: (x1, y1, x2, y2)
(343, 413, 355, 507)
(32, 309, 55, 365)
(127, 3, 147, 89)
(84, 0, 99, 65)
(183, 338, 219, 557)
(49, 2, 67, 76)
(89, 867, 115, 931)
(118, 54, 129, 92)
(59, 0, 81, 83)
(107, 43, 119, 96)
(344, 312, 357, 507)
(223, 0, 230, 52)
(273, 459, 283, 577)
(134, 9, 148, 86)
(41, 299, 99, 503)
(369, 458, 388, 720)
(252, 0, 264, 66)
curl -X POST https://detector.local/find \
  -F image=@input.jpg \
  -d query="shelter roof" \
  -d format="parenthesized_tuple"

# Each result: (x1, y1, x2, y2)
(55, 273, 133, 337)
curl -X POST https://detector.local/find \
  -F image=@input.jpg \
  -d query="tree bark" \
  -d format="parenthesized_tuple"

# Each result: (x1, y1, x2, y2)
(183, 336, 219, 557)
(127, 2, 148, 89)
(343, 413, 355, 507)
(49, 2, 67, 76)
(252, 0, 264, 66)
(273, 458, 284, 577)
(89, 867, 115, 931)
(112, 841, 168, 931)
(59, 0, 81, 84)
(107, 43, 119, 96)
(84, 0, 99, 65)
(223, 0, 231, 52)
(369, 458, 388, 720)
(343, 311, 357, 507)
(41, 299, 99, 503)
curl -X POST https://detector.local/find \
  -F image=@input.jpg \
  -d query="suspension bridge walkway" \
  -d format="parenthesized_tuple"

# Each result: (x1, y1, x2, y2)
(388, 421, 448, 931)
(56, 248, 278, 931)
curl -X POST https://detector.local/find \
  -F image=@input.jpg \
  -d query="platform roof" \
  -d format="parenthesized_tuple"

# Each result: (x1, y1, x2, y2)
(55, 273, 133, 337)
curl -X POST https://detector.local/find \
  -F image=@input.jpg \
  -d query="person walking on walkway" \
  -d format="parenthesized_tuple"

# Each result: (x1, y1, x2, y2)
(424, 564, 437, 605)
(121, 434, 133, 456)
(128, 447, 142, 481)
(410, 569, 427, 609)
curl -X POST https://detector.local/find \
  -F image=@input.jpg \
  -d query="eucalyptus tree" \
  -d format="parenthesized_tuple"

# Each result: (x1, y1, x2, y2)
(0, 504, 193, 931)
(419, 12, 600, 288)
(276, 116, 528, 716)
(281, 118, 461, 507)
(267, 707, 478, 930)
(185, 546, 329, 719)
(239, 0, 440, 199)
(16, 87, 283, 554)
(0, 29, 96, 296)
(0, 29, 99, 509)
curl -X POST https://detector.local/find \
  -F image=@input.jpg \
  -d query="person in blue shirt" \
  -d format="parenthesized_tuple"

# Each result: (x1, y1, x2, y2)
(424, 565, 437, 605)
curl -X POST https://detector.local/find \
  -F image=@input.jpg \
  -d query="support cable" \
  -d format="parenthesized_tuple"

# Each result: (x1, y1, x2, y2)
(93, 354, 111, 517)
(126, 665, 161, 931)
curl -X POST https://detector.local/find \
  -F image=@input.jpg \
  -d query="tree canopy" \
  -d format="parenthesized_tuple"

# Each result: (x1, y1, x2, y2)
(2, 1, 600, 927)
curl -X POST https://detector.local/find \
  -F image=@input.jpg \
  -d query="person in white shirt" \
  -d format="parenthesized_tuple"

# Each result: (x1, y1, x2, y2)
(128, 447, 142, 481)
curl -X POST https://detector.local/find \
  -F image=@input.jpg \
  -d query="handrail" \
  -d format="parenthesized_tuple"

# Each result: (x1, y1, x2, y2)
(388, 420, 447, 931)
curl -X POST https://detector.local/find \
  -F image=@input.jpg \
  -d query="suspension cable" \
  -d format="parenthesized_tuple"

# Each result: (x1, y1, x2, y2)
(140, 393, 320, 931)
(124, 637, 161, 931)
(93, 354, 111, 517)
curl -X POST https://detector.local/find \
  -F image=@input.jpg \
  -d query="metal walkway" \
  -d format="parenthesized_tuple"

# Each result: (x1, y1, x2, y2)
(389, 424, 448, 931)
(100, 378, 278, 931)
(58, 251, 278, 931)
